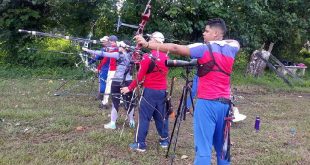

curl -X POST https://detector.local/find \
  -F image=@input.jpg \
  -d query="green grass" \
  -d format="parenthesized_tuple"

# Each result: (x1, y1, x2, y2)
(0, 64, 92, 79)
(0, 66, 310, 164)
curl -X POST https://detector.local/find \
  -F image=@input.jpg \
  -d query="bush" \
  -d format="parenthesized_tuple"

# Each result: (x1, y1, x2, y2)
(298, 48, 310, 67)
(233, 50, 249, 73)
(2, 37, 80, 68)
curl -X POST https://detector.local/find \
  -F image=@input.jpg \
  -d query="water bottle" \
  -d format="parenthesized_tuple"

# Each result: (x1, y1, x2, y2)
(254, 116, 260, 132)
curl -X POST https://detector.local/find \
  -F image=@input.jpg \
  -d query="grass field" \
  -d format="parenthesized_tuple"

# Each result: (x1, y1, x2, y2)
(0, 77, 310, 165)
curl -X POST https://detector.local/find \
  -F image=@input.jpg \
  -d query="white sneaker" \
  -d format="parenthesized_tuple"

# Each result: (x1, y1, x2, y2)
(129, 120, 135, 128)
(104, 122, 116, 129)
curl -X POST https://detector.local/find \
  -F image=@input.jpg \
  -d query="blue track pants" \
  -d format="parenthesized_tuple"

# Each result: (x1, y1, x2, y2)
(194, 99, 230, 165)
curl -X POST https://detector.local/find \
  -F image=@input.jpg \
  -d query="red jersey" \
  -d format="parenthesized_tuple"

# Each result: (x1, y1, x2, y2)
(128, 50, 169, 91)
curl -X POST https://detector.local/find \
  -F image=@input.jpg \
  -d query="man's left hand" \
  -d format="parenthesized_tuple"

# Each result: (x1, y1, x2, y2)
(120, 87, 130, 94)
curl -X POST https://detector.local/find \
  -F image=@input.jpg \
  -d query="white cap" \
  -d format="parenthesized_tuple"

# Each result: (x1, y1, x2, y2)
(232, 107, 246, 122)
(100, 36, 109, 42)
(149, 31, 165, 43)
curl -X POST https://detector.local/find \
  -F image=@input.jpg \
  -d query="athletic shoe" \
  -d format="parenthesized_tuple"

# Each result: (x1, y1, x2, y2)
(129, 120, 135, 128)
(159, 138, 169, 148)
(186, 108, 190, 114)
(129, 142, 146, 152)
(104, 122, 116, 129)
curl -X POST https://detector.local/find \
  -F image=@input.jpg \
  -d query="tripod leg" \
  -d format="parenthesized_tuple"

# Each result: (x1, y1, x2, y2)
(168, 100, 187, 165)
(166, 73, 195, 164)
(53, 80, 69, 96)
(89, 75, 97, 97)
(54, 79, 82, 96)
(166, 86, 186, 159)
(53, 71, 97, 97)
(182, 86, 190, 120)
(188, 86, 195, 116)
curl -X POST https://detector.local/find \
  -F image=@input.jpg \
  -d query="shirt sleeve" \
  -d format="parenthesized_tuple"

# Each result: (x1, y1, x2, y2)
(95, 48, 106, 60)
(209, 40, 240, 55)
(188, 43, 208, 59)
(85, 49, 120, 59)
(100, 52, 120, 59)
(128, 54, 151, 91)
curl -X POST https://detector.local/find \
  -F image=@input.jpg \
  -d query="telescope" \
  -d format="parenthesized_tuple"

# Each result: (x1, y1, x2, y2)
(165, 59, 197, 67)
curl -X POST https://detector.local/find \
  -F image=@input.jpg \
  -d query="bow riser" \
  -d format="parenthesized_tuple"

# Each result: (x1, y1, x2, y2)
(132, 0, 152, 62)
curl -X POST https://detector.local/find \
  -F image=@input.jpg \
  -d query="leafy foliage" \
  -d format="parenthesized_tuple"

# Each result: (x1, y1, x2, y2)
(0, 0, 309, 68)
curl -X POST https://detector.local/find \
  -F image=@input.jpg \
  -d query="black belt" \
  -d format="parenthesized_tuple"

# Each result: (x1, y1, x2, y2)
(207, 97, 231, 104)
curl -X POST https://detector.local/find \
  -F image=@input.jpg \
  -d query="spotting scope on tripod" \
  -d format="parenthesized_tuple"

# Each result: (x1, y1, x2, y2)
(165, 59, 197, 67)
(165, 59, 197, 164)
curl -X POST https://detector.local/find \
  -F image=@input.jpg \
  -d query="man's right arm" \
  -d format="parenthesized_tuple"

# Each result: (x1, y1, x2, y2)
(134, 35, 190, 56)
(83, 48, 120, 59)
(148, 43, 190, 57)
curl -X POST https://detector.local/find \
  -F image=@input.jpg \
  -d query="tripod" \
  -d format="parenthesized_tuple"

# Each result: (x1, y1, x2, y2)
(166, 66, 195, 164)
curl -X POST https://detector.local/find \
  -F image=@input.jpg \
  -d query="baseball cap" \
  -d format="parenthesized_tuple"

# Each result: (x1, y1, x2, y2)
(100, 36, 109, 42)
(147, 31, 165, 43)
(109, 35, 118, 42)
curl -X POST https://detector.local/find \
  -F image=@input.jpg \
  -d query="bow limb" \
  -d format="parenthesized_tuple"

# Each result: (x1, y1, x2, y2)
(132, 0, 152, 62)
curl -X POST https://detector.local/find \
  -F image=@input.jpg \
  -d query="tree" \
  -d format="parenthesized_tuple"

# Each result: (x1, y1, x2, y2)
(1, 0, 309, 67)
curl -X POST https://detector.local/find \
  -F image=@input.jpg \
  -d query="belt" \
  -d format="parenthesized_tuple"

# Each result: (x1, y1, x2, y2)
(209, 97, 231, 104)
